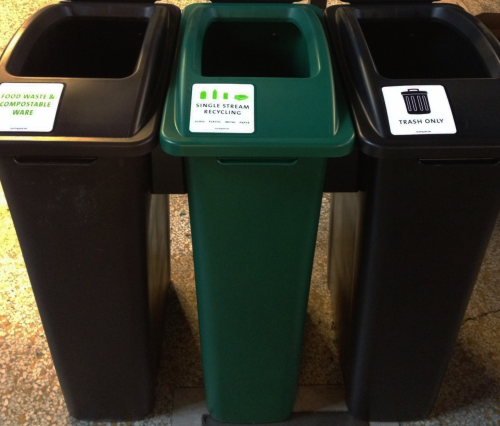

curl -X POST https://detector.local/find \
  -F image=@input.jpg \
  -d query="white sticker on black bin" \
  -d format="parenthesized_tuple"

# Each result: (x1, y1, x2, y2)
(190, 84, 254, 134)
(0, 83, 64, 132)
(382, 85, 456, 135)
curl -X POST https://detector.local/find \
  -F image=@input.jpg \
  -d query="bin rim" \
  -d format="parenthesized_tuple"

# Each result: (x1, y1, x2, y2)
(0, 111, 162, 158)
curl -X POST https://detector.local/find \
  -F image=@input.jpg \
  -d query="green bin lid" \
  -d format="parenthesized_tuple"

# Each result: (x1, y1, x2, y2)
(160, 3, 354, 158)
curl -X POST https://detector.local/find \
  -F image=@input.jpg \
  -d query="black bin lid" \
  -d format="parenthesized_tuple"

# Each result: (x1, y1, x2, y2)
(325, 0, 500, 159)
(0, 0, 182, 156)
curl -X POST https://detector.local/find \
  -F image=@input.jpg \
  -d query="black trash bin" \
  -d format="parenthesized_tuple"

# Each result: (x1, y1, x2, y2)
(0, 0, 180, 421)
(324, 0, 500, 422)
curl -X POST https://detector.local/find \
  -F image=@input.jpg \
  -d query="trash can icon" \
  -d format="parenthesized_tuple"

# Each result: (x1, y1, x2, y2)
(401, 88, 431, 114)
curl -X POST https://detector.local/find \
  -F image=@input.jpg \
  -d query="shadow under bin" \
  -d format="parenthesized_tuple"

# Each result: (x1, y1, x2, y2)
(0, 1, 180, 421)
(324, 0, 500, 422)
(160, 2, 354, 423)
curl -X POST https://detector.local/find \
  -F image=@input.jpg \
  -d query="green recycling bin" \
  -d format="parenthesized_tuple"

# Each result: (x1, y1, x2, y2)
(160, 2, 354, 423)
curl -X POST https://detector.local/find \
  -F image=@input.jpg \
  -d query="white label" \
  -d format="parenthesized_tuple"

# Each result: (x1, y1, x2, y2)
(382, 85, 456, 135)
(0, 83, 64, 132)
(190, 84, 254, 133)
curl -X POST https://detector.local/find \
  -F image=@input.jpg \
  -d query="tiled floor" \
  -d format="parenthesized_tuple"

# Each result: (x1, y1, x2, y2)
(2, 0, 500, 425)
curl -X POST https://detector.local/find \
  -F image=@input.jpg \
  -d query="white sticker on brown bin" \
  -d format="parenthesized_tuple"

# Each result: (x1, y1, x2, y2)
(0, 83, 64, 132)
(382, 85, 456, 135)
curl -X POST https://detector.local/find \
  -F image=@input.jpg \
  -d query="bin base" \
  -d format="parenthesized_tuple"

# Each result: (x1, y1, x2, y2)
(202, 412, 368, 426)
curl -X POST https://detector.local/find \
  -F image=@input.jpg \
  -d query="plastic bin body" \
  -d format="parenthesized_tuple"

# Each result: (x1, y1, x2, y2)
(161, 3, 354, 422)
(0, 2, 180, 421)
(325, 2, 500, 421)
(187, 156, 326, 422)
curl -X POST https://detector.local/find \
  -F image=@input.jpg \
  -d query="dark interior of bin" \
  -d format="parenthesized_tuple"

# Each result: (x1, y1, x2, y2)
(17, 18, 148, 78)
(359, 19, 490, 79)
(202, 22, 309, 78)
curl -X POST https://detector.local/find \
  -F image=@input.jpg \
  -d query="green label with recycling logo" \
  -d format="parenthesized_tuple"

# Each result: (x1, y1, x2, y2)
(190, 84, 254, 134)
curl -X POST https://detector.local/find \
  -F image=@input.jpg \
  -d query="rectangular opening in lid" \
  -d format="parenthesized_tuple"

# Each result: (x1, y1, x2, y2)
(15, 18, 148, 78)
(359, 19, 490, 79)
(202, 22, 309, 78)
